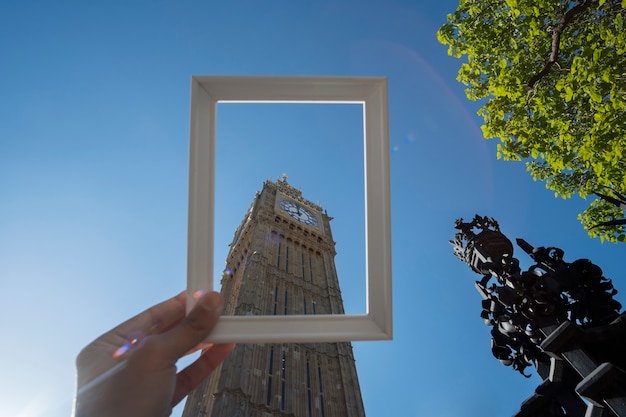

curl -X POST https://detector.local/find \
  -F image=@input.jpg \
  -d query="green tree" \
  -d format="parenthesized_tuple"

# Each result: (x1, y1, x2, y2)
(438, 0, 626, 242)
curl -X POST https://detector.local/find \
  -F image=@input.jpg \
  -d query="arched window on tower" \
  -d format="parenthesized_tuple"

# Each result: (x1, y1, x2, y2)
(281, 349, 287, 410)
(266, 346, 274, 406)
(318, 364, 326, 417)
(306, 353, 312, 417)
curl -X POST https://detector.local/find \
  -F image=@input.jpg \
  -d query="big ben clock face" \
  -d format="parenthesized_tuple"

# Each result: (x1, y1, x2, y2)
(279, 200, 318, 226)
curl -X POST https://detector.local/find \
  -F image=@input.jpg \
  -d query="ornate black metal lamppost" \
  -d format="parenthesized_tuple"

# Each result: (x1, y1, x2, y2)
(451, 215, 626, 417)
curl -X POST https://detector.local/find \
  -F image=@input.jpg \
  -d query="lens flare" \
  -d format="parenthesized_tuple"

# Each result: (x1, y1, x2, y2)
(112, 336, 141, 358)
(391, 133, 416, 154)
(193, 289, 205, 299)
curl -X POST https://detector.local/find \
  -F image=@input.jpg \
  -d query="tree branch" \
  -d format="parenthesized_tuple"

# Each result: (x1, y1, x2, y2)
(526, 0, 596, 90)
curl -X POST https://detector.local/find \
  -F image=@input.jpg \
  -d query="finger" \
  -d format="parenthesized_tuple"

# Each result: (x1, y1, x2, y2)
(77, 292, 188, 379)
(171, 343, 236, 406)
(154, 291, 224, 361)
(110, 292, 187, 339)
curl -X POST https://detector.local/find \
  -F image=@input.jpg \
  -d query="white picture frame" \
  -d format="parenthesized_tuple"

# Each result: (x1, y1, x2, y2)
(187, 75, 392, 343)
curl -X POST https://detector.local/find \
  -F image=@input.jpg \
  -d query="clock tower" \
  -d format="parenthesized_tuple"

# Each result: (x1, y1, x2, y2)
(181, 175, 366, 417)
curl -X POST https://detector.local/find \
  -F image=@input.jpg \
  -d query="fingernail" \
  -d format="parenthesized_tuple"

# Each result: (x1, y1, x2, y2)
(204, 291, 223, 311)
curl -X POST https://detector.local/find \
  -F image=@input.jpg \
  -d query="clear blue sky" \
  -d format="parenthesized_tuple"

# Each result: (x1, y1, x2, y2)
(1, 2, 624, 417)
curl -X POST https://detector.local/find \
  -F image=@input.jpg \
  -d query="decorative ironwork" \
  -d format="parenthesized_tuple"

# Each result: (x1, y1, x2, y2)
(452, 215, 626, 417)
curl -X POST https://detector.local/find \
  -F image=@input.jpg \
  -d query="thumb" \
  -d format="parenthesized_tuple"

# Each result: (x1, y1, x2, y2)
(154, 291, 224, 360)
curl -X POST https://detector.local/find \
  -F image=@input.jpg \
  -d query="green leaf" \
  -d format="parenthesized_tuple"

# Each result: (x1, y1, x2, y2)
(564, 86, 574, 102)
(588, 88, 603, 103)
